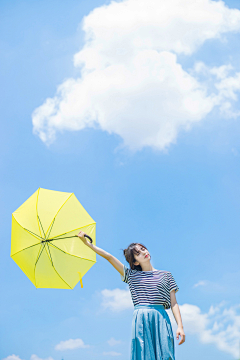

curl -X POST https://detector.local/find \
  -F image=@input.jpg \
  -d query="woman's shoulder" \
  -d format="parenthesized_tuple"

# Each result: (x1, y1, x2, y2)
(124, 267, 171, 274)
(131, 269, 168, 274)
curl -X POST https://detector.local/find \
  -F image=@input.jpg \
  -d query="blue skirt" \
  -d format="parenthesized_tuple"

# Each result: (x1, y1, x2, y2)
(131, 304, 175, 360)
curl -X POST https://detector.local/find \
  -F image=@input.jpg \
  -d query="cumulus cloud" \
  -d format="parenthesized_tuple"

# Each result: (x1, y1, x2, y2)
(2, 356, 23, 360)
(101, 286, 240, 358)
(101, 288, 133, 311)
(32, 0, 240, 151)
(55, 338, 90, 350)
(168, 302, 240, 358)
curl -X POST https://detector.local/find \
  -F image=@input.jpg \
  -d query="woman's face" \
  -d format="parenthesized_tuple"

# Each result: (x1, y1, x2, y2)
(133, 244, 151, 266)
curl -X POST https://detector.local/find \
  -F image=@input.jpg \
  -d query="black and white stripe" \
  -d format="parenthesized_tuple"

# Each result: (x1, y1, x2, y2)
(121, 265, 179, 309)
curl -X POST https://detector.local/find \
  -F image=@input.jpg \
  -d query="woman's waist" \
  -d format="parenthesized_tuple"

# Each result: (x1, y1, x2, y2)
(134, 304, 165, 310)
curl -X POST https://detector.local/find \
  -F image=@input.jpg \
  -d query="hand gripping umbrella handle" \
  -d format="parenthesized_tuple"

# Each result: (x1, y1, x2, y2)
(84, 234, 93, 243)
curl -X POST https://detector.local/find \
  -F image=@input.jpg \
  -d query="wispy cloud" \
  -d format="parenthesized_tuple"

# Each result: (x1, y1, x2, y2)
(168, 302, 240, 358)
(192, 271, 240, 293)
(193, 280, 208, 288)
(32, 0, 240, 152)
(107, 337, 122, 346)
(102, 351, 122, 356)
(55, 338, 90, 350)
(192, 279, 224, 291)
(30, 356, 54, 360)
(101, 288, 133, 312)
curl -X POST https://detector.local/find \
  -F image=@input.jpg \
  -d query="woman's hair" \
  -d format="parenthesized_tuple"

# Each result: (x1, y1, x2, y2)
(122, 242, 148, 271)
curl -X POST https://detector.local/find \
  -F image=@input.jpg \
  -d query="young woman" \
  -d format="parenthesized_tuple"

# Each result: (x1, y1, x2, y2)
(77, 231, 185, 360)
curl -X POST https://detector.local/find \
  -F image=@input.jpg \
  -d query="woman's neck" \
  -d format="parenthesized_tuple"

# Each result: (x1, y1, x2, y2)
(141, 262, 156, 271)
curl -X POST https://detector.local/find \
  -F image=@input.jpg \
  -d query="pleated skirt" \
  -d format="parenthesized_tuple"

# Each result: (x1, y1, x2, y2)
(131, 304, 175, 360)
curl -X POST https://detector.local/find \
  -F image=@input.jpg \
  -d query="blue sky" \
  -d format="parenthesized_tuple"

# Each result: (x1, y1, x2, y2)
(1, 0, 240, 359)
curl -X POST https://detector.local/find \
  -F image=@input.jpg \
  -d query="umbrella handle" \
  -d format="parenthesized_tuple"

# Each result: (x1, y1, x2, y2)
(84, 234, 93, 243)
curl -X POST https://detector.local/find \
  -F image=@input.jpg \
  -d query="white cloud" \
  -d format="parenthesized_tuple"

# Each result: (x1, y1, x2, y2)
(168, 302, 240, 358)
(101, 288, 133, 312)
(193, 61, 234, 80)
(101, 286, 240, 358)
(30, 356, 54, 360)
(192, 61, 240, 118)
(193, 280, 208, 288)
(1, 355, 54, 360)
(107, 337, 122, 346)
(102, 351, 122, 356)
(2, 356, 23, 360)
(215, 72, 240, 100)
(55, 338, 90, 350)
(32, 0, 240, 151)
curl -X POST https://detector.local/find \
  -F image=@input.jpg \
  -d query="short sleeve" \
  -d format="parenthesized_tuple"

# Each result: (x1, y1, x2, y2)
(120, 265, 129, 283)
(168, 272, 179, 293)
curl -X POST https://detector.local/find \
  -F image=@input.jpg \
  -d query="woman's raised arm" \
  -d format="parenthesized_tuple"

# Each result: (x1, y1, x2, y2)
(77, 231, 124, 277)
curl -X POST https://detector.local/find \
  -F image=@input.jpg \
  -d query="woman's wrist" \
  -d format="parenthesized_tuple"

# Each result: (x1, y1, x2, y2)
(76, 231, 110, 259)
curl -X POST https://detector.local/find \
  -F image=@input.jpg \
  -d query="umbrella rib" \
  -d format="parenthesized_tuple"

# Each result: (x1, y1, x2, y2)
(48, 242, 73, 255)
(45, 193, 73, 238)
(23, 228, 44, 241)
(46, 243, 72, 289)
(49, 235, 77, 241)
(11, 225, 43, 257)
(11, 242, 41, 257)
(36, 188, 42, 237)
(48, 222, 96, 240)
(48, 242, 95, 263)
(34, 243, 45, 285)
(38, 216, 46, 238)
(46, 218, 55, 240)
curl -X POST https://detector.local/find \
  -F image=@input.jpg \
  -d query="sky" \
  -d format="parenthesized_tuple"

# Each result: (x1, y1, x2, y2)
(1, 0, 240, 359)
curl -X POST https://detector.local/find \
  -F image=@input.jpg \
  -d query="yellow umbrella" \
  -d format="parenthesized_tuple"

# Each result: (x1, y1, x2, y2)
(11, 188, 96, 289)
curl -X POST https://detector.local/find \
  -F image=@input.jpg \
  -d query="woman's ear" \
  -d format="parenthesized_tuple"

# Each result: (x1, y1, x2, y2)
(134, 260, 140, 266)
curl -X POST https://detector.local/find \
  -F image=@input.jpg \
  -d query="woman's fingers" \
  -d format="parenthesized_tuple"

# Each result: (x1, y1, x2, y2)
(176, 329, 185, 345)
(77, 231, 86, 239)
(179, 335, 185, 345)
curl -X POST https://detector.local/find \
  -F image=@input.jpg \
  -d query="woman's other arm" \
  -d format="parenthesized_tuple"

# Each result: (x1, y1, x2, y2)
(77, 231, 124, 277)
(170, 291, 185, 345)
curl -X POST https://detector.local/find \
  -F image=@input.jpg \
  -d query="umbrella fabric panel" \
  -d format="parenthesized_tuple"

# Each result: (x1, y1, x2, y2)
(11, 242, 43, 286)
(44, 243, 96, 289)
(12, 190, 41, 237)
(33, 244, 72, 288)
(37, 188, 72, 238)
(11, 216, 41, 257)
(47, 194, 95, 240)
(11, 239, 96, 288)
(50, 224, 96, 261)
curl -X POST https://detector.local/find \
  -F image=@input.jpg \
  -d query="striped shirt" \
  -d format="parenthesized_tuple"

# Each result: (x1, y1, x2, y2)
(121, 265, 179, 309)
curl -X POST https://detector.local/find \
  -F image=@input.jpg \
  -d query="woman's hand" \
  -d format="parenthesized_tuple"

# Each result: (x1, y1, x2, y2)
(176, 326, 185, 345)
(76, 230, 88, 245)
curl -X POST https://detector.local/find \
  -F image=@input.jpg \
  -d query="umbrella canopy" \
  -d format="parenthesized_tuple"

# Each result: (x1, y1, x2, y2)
(11, 188, 96, 289)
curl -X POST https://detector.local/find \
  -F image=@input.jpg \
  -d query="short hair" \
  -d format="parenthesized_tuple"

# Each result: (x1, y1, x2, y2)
(122, 242, 148, 271)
